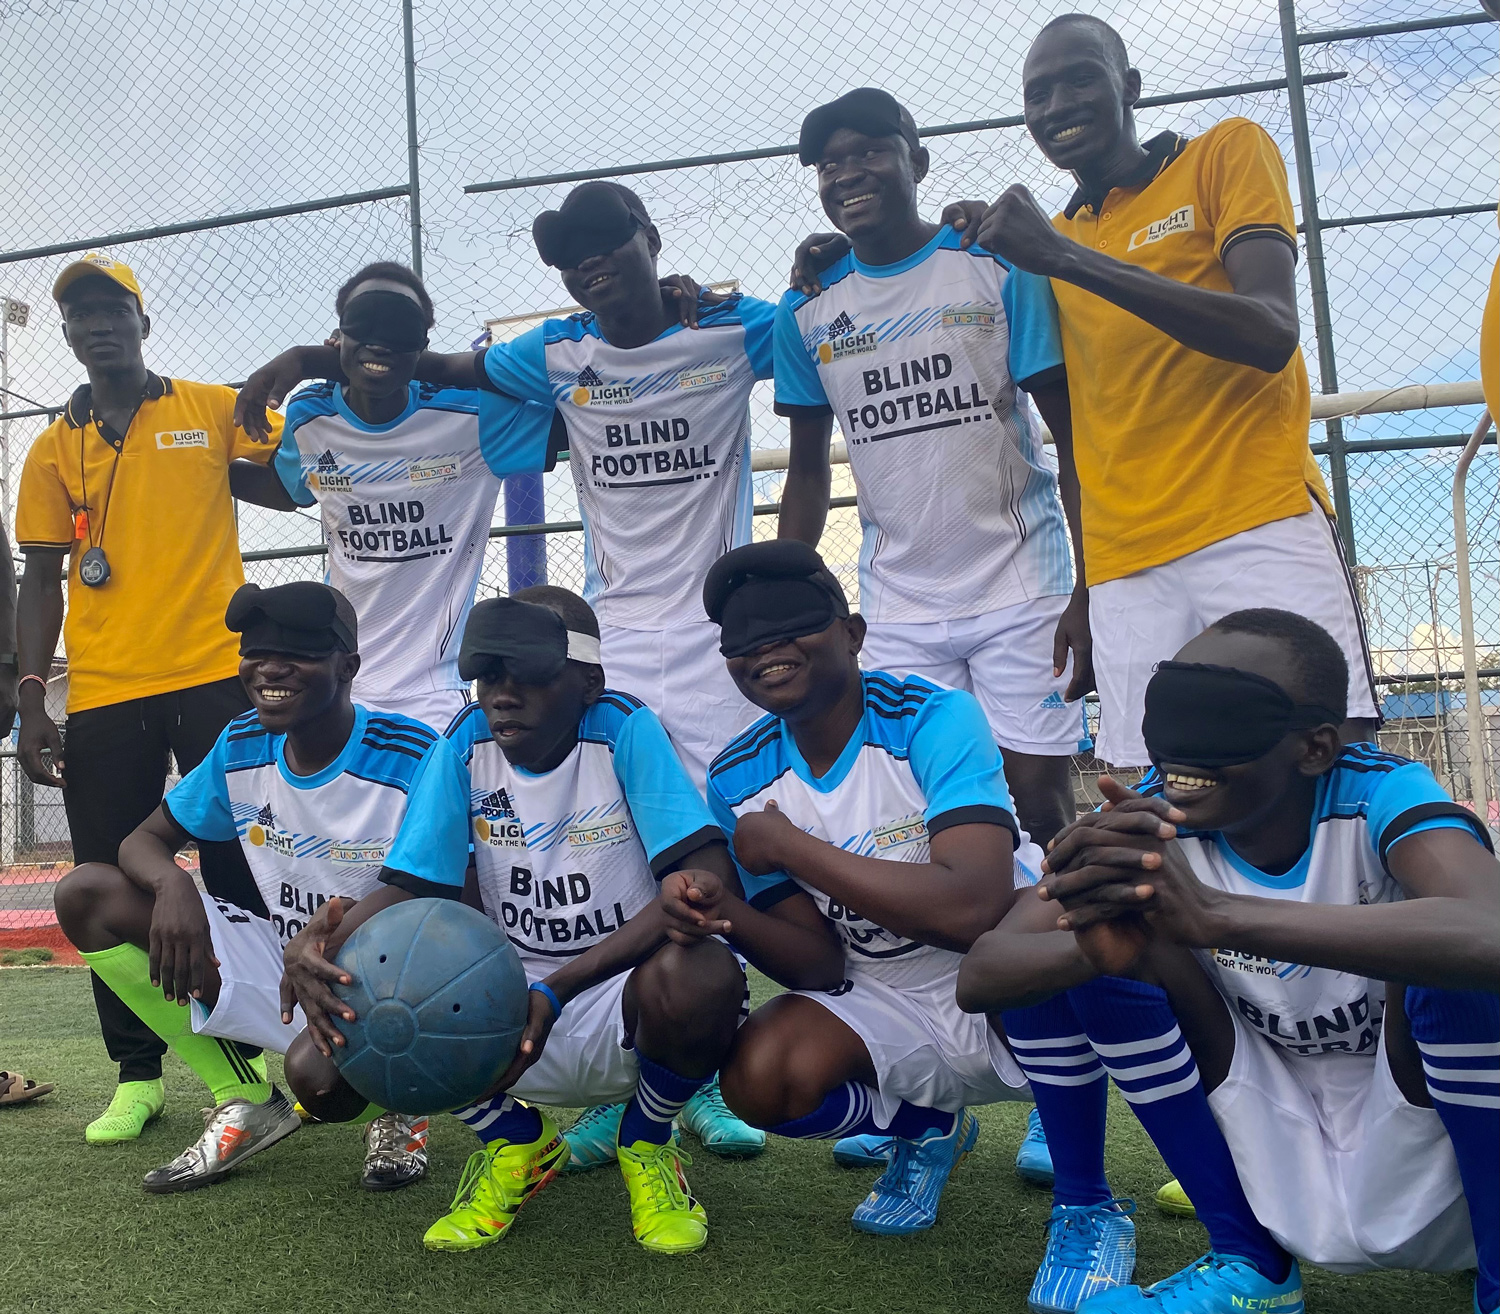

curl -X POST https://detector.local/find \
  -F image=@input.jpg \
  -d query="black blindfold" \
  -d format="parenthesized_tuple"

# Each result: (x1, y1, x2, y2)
(227, 582, 357, 659)
(338, 290, 430, 354)
(533, 183, 648, 270)
(458, 597, 602, 685)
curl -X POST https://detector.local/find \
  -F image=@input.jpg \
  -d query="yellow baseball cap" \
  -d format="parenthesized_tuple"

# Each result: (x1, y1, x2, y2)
(52, 252, 144, 312)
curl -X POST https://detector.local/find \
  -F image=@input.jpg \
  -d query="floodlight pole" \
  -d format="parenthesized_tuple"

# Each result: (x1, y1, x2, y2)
(402, 0, 423, 275)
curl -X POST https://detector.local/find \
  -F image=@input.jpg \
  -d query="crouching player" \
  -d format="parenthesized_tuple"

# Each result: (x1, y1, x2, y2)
(52, 581, 470, 1192)
(665, 541, 1042, 1234)
(279, 586, 747, 1256)
(959, 609, 1500, 1314)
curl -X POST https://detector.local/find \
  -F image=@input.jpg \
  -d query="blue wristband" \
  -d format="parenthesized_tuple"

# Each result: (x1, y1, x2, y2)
(529, 981, 562, 1021)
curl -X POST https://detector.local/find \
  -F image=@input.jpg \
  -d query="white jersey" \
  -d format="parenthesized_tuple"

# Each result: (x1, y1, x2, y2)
(708, 671, 1041, 990)
(439, 694, 722, 979)
(775, 226, 1072, 623)
(274, 381, 555, 709)
(1142, 744, 1490, 1060)
(477, 292, 774, 629)
(163, 705, 471, 944)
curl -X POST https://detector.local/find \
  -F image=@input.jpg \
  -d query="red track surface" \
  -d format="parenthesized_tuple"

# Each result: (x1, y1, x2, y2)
(0, 924, 81, 965)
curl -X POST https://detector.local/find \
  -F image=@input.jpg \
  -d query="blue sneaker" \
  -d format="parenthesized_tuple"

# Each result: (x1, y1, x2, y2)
(562, 1103, 626, 1172)
(1015, 1107, 1055, 1187)
(850, 1110, 978, 1235)
(832, 1134, 893, 1168)
(1028, 1199, 1137, 1313)
(679, 1075, 765, 1158)
(1077, 1253, 1304, 1313)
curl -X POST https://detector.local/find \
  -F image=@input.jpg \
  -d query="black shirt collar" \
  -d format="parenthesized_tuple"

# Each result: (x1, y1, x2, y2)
(1064, 131, 1190, 219)
(64, 371, 171, 436)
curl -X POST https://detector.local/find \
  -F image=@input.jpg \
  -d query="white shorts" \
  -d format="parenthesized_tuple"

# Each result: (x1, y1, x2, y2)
(509, 956, 750, 1107)
(793, 966, 1030, 1125)
(357, 686, 471, 735)
(1209, 1006, 1473, 1274)
(189, 894, 306, 1054)
(860, 593, 1089, 756)
(1090, 509, 1380, 767)
(600, 620, 759, 790)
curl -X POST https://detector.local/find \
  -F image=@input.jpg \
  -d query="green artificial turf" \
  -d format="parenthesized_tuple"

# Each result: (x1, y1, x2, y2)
(0, 967, 1476, 1314)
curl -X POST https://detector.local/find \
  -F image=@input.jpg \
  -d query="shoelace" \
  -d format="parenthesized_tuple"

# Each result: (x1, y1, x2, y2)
(1021, 1114, 1047, 1147)
(365, 1113, 422, 1159)
(874, 1138, 923, 1196)
(1143, 1253, 1229, 1299)
(167, 1099, 256, 1171)
(449, 1146, 526, 1214)
(689, 1081, 733, 1121)
(1048, 1199, 1136, 1268)
(569, 1103, 621, 1137)
(631, 1143, 694, 1210)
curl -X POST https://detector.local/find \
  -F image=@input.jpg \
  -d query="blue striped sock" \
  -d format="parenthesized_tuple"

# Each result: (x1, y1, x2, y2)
(451, 1094, 543, 1145)
(769, 1081, 881, 1140)
(1407, 986, 1499, 1313)
(618, 1055, 708, 1147)
(1071, 975, 1290, 1283)
(1004, 993, 1111, 1207)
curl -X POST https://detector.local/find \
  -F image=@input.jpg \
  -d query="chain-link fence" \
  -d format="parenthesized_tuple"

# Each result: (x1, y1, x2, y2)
(1, 0, 1496, 934)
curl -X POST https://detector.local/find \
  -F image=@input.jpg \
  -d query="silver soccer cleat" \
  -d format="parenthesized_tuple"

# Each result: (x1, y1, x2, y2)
(142, 1085, 301, 1194)
(361, 1110, 430, 1191)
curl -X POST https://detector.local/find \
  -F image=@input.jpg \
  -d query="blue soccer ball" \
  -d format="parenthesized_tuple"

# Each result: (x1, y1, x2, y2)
(330, 899, 528, 1115)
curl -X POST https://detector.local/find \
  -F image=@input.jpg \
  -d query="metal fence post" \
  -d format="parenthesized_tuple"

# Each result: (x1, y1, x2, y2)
(402, 0, 423, 276)
(1277, 0, 1357, 563)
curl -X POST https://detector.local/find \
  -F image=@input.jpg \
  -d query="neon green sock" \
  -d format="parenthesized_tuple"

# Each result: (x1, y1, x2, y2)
(81, 943, 272, 1106)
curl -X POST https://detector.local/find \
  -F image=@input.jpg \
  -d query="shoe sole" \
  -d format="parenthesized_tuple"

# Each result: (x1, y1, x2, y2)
(697, 1140, 765, 1159)
(86, 1106, 164, 1145)
(423, 1155, 567, 1252)
(361, 1169, 428, 1193)
(1155, 1197, 1197, 1218)
(635, 1231, 708, 1256)
(143, 1117, 300, 1195)
(833, 1149, 889, 1169)
(1015, 1163, 1056, 1188)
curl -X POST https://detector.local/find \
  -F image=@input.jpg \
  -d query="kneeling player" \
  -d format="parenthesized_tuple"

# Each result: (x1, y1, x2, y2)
(52, 582, 469, 1192)
(959, 609, 1500, 1314)
(669, 541, 1041, 1235)
(279, 587, 746, 1256)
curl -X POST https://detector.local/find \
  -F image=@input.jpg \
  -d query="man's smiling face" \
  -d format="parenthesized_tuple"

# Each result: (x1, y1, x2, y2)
(1022, 20, 1139, 172)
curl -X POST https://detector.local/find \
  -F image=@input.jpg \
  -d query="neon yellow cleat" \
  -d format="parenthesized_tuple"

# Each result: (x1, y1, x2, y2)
(422, 1113, 569, 1252)
(86, 1079, 165, 1144)
(1155, 1178, 1198, 1218)
(618, 1139, 708, 1255)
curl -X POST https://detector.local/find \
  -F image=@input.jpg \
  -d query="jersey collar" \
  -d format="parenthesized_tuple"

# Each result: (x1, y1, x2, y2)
(1063, 131, 1190, 219)
(333, 380, 422, 433)
(850, 225, 950, 279)
(63, 371, 170, 431)
(778, 676, 874, 792)
(275, 704, 370, 790)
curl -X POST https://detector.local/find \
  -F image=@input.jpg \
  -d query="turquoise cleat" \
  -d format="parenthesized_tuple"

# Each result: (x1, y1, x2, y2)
(562, 1103, 627, 1172)
(1015, 1107, 1055, 1187)
(1029, 1200, 1137, 1313)
(680, 1075, 765, 1158)
(1077, 1253, 1304, 1314)
(833, 1134, 893, 1168)
(850, 1109, 978, 1235)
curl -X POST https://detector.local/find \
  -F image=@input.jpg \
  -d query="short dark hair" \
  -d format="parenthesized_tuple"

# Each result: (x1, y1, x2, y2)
(1034, 12, 1131, 76)
(335, 262, 435, 328)
(512, 585, 601, 641)
(1209, 608, 1349, 720)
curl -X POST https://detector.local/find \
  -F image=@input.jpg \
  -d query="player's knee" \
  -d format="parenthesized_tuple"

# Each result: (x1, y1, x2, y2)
(53, 862, 128, 941)
(719, 1025, 819, 1127)
(283, 1030, 367, 1122)
(636, 938, 743, 1038)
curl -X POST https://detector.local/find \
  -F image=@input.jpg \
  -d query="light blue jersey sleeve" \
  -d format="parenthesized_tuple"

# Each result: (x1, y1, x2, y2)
(481, 328, 554, 404)
(162, 734, 237, 842)
(609, 703, 725, 876)
(272, 406, 319, 508)
(706, 772, 799, 909)
(382, 737, 473, 896)
(1000, 267, 1066, 390)
(772, 291, 831, 411)
(739, 295, 777, 381)
(1365, 758, 1492, 864)
(476, 390, 560, 479)
(908, 687, 1021, 842)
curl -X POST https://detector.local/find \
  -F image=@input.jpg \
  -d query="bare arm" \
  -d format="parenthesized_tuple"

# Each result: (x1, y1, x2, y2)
(736, 807, 1017, 952)
(229, 460, 299, 511)
(16, 547, 65, 786)
(971, 186, 1299, 374)
(777, 413, 834, 547)
(957, 885, 1102, 1012)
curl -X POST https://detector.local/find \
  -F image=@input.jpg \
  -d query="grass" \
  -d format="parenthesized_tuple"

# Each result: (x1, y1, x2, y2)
(1, 948, 54, 967)
(0, 966, 1476, 1314)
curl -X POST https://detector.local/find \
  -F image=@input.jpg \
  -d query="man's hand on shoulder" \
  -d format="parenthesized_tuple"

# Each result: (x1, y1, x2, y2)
(789, 233, 851, 297)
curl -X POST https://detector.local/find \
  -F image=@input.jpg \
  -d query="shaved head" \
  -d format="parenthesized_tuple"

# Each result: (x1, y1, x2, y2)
(1033, 13, 1131, 76)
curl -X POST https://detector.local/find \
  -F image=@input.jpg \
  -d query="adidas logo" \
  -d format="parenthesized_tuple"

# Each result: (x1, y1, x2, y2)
(570, 366, 632, 406)
(316, 449, 339, 470)
(577, 366, 604, 387)
(479, 788, 515, 817)
(311, 449, 351, 490)
(256, 804, 275, 827)
(1039, 691, 1067, 709)
(828, 311, 857, 338)
(817, 311, 877, 364)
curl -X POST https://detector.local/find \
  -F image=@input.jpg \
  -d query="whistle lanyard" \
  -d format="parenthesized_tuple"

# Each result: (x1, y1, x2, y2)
(76, 413, 129, 553)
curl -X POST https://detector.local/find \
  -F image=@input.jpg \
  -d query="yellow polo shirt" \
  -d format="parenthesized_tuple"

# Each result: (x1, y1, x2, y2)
(16, 374, 281, 712)
(1051, 118, 1332, 586)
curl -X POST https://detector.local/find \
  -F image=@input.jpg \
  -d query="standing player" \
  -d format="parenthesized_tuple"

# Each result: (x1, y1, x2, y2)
(278, 587, 748, 1256)
(16, 254, 280, 1146)
(51, 581, 470, 1192)
(776, 88, 1089, 854)
(940, 16, 1379, 764)
(229, 263, 558, 733)
(236, 184, 776, 1164)
(666, 541, 1040, 1235)
(959, 610, 1499, 1314)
